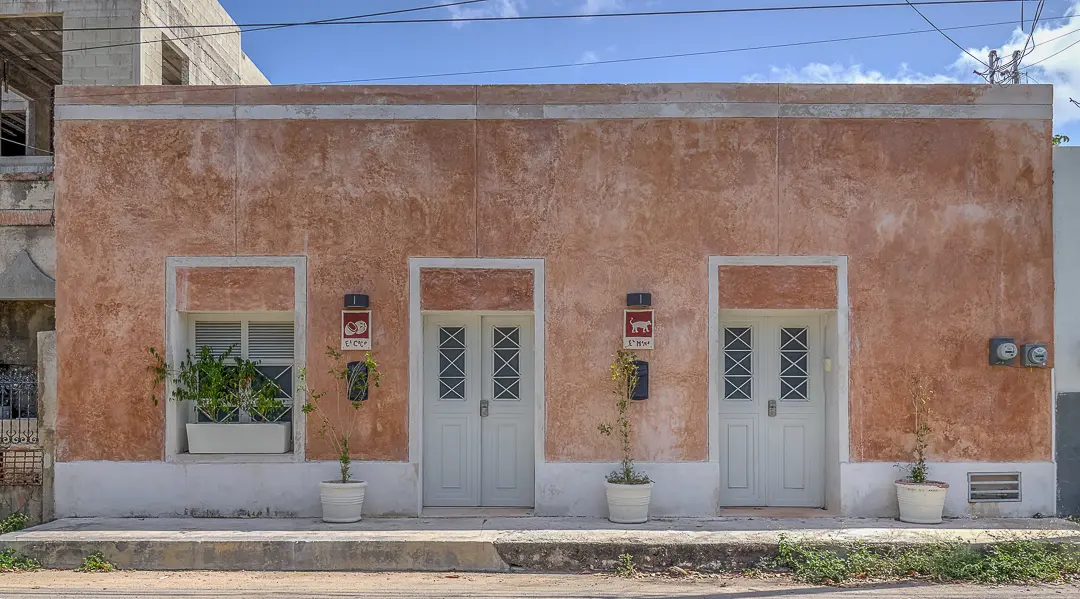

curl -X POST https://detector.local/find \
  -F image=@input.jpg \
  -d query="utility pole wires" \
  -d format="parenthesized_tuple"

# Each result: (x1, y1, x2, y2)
(978, 0, 1046, 83)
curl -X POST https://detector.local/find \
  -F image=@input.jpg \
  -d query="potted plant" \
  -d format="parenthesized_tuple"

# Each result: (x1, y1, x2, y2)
(299, 347, 380, 523)
(149, 346, 291, 454)
(598, 349, 653, 524)
(895, 374, 948, 524)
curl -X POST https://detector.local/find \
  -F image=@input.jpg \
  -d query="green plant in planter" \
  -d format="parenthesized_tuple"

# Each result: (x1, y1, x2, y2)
(300, 347, 381, 484)
(148, 345, 282, 422)
(248, 382, 289, 422)
(597, 349, 651, 485)
(900, 374, 933, 483)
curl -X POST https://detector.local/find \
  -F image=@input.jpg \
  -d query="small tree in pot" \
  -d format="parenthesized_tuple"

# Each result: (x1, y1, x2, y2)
(149, 346, 290, 454)
(895, 373, 948, 524)
(299, 347, 380, 523)
(598, 349, 653, 523)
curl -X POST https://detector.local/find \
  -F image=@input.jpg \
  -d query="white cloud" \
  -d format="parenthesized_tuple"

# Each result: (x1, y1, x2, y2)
(952, 1, 1080, 126)
(747, 62, 957, 84)
(445, 0, 524, 27)
(580, 0, 624, 15)
(577, 50, 600, 64)
(751, 2, 1080, 128)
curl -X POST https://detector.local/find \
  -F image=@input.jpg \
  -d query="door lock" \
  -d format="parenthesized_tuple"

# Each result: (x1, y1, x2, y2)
(480, 399, 490, 418)
(768, 399, 777, 417)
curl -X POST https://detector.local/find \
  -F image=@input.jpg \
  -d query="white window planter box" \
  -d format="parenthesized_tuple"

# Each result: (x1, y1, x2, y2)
(185, 422, 292, 454)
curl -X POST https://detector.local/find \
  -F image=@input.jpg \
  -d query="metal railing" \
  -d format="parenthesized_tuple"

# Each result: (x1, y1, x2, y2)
(0, 368, 37, 446)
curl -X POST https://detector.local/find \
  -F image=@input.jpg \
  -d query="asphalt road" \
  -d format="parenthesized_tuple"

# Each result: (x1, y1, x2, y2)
(0, 572, 1078, 599)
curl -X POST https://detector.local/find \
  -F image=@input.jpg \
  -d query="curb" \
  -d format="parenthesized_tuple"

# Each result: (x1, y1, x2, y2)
(2, 538, 511, 572)
(6, 521, 1080, 572)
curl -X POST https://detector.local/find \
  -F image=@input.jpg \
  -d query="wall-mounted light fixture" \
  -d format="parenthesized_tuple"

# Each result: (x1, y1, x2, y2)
(344, 293, 370, 309)
(626, 292, 652, 308)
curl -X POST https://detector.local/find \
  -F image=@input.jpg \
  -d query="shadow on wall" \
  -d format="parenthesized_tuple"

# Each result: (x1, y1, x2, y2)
(0, 300, 53, 367)
(0, 485, 40, 525)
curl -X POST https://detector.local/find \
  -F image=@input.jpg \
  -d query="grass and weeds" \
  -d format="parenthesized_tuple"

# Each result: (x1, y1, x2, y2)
(614, 553, 638, 577)
(76, 552, 116, 573)
(770, 535, 1080, 585)
(0, 548, 39, 572)
(0, 512, 27, 535)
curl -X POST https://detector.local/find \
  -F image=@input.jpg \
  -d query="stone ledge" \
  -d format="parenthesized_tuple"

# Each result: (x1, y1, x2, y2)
(4, 517, 1079, 572)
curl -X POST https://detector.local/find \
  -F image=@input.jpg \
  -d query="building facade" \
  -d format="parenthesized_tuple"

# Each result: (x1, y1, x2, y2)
(0, 0, 267, 367)
(0, 0, 264, 521)
(51, 83, 1055, 519)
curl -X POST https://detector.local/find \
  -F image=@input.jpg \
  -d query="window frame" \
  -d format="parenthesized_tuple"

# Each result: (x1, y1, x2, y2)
(185, 312, 297, 424)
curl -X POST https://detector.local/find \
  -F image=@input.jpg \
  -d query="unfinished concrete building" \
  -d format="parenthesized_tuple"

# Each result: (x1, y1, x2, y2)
(0, 0, 266, 521)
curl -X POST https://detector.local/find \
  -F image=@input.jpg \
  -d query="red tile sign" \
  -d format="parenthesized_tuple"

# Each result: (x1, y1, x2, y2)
(623, 309, 654, 350)
(341, 310, 372, 351)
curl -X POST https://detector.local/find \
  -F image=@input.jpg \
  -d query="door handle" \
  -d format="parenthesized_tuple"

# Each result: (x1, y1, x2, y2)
(480, 399, 490, 418)
(768, 399, 777, 417)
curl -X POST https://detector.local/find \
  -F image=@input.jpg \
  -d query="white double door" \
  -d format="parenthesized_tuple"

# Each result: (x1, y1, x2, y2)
(422, 314, 535, 507)
(719, 314, 825, 507)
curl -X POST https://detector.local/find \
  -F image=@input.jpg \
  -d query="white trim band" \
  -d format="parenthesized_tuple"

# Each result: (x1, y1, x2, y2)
(56, 102, 1051, 121)
(477, 102, 780, 119)
(780, 103, 1052, 120)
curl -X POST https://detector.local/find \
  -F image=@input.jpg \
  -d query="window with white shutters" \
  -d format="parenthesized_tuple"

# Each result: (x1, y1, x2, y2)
(190, 316, 296, 423)
(193, 321, 242, 360)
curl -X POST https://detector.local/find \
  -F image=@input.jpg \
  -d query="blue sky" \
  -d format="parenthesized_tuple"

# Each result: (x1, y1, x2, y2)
(221, 0, 1080, 141)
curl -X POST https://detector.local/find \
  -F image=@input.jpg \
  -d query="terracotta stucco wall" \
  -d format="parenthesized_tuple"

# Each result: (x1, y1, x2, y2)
(778, 117, 1053, 462)
(176, 266, 294, 312)
(420, 268, 533, 311)
(53, 84, 1053, 464)
(718, 266, 837, 310)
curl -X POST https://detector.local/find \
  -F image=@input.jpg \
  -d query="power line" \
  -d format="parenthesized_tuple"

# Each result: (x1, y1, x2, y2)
(15, 14, 1073, 103)
(12, 0, 1032, 32)
(904, 0, 990, 68)
(1021, 35, 1080, 69)
(0, 0, 488, 62)
(310, 17, 1077, 85)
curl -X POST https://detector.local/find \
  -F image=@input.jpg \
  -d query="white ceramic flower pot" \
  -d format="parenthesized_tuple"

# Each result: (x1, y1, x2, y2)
(320, 481, 367, 523)
(185, 423, 291, 454)
(605, 481, 654, 524)
(895, 480, 949, 524)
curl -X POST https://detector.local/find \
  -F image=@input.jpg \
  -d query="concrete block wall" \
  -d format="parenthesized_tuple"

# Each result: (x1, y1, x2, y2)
(61, 1, 142, 85)
(140, 0, 269, 85)
(0, 0, 266, 86)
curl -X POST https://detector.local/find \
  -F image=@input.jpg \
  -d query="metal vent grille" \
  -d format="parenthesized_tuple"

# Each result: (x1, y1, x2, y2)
(194, 321, 241, 358)
(967, 472, 1022, 502)
(248, 322, 295, 361)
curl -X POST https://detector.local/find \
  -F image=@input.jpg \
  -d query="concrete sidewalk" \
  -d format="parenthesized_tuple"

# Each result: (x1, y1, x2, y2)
(3, 516, 1079, 572)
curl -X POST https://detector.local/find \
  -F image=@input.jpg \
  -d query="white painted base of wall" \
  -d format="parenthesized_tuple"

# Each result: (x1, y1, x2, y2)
(55, 461, 418, 518)
(840, 462, 1055, 518)
(56, 460, 1053, 519)
(535, 462, 719, 517)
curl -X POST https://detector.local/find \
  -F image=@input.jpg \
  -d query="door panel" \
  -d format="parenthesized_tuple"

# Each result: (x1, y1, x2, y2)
(720, 416, 760, 505)
(718, 322, 764, 506)
(481, 316, 535, 507)
(437, 419, 468, 490)
(423, 317, 480, 507)
(719, 314, 825, 508)
(423, 314, 535, 508)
